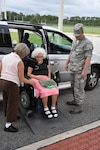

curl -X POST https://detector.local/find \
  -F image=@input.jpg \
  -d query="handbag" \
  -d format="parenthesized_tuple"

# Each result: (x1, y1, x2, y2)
(39, 79, 57, 88)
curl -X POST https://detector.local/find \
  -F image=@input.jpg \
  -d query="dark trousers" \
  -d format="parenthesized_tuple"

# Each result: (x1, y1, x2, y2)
(1, 80, 19, 122)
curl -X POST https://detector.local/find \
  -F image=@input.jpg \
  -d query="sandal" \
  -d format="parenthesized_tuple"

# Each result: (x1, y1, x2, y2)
(44, 108, 53, 119)
(51, 108, 58, 118)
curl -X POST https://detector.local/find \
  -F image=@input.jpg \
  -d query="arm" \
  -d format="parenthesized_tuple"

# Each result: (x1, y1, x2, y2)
(65, 54, 71, 71)
(27, 66, 43, 80)
(27, 66, 37, 79)
(0, 61, 2, 73)
(47, 65, 51, 78)
(81, 56, 91, 78)
(18, 61, 34, 85)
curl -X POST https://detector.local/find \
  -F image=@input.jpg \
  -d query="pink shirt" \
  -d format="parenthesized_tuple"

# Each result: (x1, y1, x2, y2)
(1, 52, 21, 86)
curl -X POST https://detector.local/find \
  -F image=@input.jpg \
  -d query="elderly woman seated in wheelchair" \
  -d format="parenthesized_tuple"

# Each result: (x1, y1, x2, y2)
(27, 47, 59, 119)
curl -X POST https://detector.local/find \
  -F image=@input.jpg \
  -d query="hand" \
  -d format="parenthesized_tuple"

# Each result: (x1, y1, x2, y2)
(65, 64, 69, 71)
(29, 79, 35, 86)
(81, 70, 87, 78)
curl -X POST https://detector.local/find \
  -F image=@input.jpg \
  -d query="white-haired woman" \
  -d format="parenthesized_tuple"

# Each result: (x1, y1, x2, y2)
(0, 43, 34, 132)
(27, 47, 59, 119)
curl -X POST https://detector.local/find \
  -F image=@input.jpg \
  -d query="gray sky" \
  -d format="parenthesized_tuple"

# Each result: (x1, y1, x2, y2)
(0, 0, 100, 18)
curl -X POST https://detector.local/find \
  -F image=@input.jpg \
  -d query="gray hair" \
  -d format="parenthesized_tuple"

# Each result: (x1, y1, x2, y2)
(31, 47, 47, 58)
(14, 43, 30, 57)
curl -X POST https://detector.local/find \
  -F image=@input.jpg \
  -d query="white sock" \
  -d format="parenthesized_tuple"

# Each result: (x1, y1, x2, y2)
(44, 107, 49, 111)
(5, 123, 11, 128)
(51, 106, 55, 110)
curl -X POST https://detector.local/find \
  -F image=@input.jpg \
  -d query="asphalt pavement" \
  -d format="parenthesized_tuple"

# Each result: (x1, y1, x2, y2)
(0, 34, 100, 150)
(0, 80, 100, 150)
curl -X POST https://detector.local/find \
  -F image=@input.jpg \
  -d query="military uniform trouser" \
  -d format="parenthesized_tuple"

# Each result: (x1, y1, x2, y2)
(1, 79, 19, 122)
(70, 73, 87, 105)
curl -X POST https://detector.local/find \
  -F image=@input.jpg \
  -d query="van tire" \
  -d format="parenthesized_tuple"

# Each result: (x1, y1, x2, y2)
(85, 67, 99, 90)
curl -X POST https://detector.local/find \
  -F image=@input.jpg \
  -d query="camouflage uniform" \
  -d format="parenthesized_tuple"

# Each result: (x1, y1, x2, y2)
(70, 36, 93, 105)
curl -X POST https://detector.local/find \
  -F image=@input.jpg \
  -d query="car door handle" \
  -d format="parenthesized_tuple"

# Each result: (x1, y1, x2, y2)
(50, 61, 55, 65)
(55, 62, 59, 65)
(50, 61, 59, 65)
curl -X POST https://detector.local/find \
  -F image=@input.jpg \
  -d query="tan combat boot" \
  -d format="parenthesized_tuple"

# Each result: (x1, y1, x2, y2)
(69, 105, 83, 114)
(66, 100, 77, 105)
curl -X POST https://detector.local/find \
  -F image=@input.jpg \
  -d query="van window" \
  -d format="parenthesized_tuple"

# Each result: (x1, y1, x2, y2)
(9, 29, 19, 47)
(22, 30, 43, 48)
(47, 31, 72, 54)
(0, 25, 12, 47)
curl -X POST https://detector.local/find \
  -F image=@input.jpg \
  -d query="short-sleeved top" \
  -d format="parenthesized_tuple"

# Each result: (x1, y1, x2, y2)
(28, 58, 48, 76)
(1, 52, 21, 86)
(70, 36, 93, 73)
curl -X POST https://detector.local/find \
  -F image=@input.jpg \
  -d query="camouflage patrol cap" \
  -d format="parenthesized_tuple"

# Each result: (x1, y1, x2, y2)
(73, 23, 84, 36)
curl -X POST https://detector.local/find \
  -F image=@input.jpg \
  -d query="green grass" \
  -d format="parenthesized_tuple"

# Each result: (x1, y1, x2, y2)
(62, 26, 100, 34)
(10, 32, 19, 42)
(10, 32, 42, 45)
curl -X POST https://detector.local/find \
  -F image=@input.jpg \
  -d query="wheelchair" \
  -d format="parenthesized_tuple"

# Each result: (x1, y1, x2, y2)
(19, 56, 60, 117)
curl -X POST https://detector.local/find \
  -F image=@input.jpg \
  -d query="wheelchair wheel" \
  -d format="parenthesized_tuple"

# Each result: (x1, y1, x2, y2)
(26, 110, 33, 117)
(20, 91, 31, 109)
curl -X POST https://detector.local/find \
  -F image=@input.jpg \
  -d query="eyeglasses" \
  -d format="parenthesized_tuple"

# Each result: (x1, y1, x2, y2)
(36, 56, 44, 58)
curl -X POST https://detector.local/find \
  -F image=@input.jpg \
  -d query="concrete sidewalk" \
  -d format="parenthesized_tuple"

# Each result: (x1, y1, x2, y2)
(17, 120, 100, 150)
(39, 123, 100, 150)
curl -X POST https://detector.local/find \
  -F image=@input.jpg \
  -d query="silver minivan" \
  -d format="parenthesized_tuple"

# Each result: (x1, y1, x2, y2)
(0, 20, 100, 91)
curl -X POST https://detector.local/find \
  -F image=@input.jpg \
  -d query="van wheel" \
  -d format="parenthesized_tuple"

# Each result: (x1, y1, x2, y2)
(20, 91, 30, 109)
(85, 67, 99, 90)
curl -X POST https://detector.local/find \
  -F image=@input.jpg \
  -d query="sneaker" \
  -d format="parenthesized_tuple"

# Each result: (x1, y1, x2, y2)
(66, 100, 77, 105)
(4, 124, 18, 132)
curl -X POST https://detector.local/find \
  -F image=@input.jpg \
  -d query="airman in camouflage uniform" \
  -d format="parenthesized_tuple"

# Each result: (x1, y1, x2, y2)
(65, 23, 93, 114)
